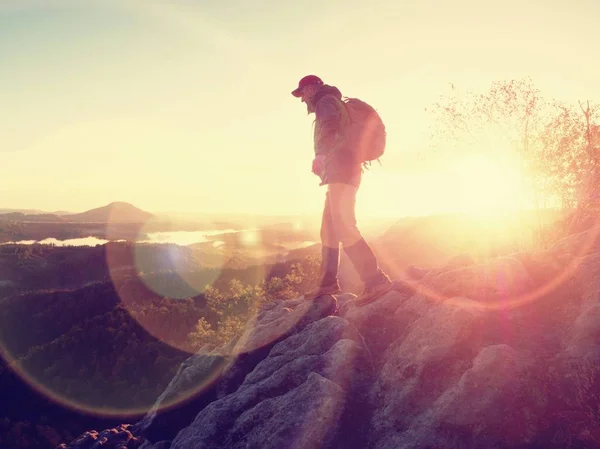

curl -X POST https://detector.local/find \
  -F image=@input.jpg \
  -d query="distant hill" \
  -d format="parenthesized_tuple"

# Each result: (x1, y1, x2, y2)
(368, 209, 564, 275)
(0, 212, 66, 222)
(65, 202, 154, 223)
(0, 208, 71, 215)
(0, 208, 52, 215)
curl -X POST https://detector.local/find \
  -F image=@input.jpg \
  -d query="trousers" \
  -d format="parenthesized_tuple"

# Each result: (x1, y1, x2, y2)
(320, 182, 363, 249)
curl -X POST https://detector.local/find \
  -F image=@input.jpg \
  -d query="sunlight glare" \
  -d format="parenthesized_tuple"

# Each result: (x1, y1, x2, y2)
(453, 153, 527, 217)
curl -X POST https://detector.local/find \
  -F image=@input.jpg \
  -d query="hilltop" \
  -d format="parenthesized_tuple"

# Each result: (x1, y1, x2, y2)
(52, 223, 600, 449)
(0, 202, 153, 225)
(63, 202, 154, 223)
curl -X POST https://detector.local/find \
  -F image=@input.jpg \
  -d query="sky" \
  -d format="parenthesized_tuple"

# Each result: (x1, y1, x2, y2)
(1, 0, 599, 219)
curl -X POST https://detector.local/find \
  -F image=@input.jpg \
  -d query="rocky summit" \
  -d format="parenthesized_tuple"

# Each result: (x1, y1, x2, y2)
(57, 226, 600, 449)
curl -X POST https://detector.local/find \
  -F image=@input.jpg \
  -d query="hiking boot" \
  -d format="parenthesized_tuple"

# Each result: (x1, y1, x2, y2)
(304, 281, 342, 300)
(354, 274, 393, 307)
(303, 245, 341, 300)
(344, 238, 381, 284)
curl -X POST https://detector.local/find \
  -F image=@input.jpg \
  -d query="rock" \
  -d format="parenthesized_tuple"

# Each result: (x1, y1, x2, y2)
(404, 345, 544, 449)
(334, 292, 357, 316)
(549, 225, 600, 257)
(232, 294, 338, 356)
(132, 344, 232, 441)
(404, 265, 431, 280)
(441, 253, 476, 271)
(57, 425, 141, 449)
(55, 236, 600, 449)
(421, 256, 532, 305)
(168, 316, 370, 449)
(545, 337, 600, 448)
(138, 440, 171, 449)
(573, 252, 600, 308)
(513, 249, 572, 286)
(342, 290, 411, 366)
(136, 295, 338, 444)
(368, 303, 487, 449)
(215, 294, 338, 398)
(547, 299, 600, 431)
(226, 373, 344, 449)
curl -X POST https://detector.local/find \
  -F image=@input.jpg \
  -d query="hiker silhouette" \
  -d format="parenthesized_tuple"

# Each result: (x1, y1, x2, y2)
(291, 75, 393, 306)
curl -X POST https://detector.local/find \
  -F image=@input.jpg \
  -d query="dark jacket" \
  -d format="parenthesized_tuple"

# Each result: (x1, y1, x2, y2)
(312, 85, 362, 186)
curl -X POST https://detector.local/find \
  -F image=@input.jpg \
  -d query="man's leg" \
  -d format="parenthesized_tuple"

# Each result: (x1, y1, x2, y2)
(327, 182, 392, 306)
(304, 191, 342, 299)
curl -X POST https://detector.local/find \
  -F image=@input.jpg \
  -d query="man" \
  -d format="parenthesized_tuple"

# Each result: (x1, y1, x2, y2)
(291, 74, 393, 306)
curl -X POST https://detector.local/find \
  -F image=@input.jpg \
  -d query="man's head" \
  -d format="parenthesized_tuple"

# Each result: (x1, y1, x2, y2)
(291, 75, 323, 114)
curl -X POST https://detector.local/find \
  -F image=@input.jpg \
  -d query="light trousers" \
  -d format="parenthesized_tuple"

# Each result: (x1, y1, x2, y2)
(320, 182, 363, 249)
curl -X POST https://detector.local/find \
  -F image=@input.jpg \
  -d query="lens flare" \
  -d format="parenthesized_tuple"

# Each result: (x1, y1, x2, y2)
(383, 223, 600, 312)
(0, 0, 290, 418)
(0, 337, 229, 418)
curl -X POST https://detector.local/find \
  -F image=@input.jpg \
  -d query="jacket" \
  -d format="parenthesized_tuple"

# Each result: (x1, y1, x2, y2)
(312, 85, 362, 187)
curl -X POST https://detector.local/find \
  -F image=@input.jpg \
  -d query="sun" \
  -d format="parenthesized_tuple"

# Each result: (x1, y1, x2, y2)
(355, 147, 533, 220)
(452, 153, 529, 218)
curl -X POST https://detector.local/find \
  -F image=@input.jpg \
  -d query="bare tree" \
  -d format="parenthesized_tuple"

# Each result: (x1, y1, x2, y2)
(427, 78, 553, 209)
(426, 78, 561, 249)
(571, 101, 600, 228)
(426, 79, 600, 245)
(538, 101, 587, 210)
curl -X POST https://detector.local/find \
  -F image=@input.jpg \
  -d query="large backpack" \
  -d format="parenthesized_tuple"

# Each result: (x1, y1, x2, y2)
(340, 97, 386, 167)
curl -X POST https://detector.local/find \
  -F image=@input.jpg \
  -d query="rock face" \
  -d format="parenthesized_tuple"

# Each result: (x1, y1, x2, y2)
(57, 227, 600, 449)
(168, 315, 370, 449)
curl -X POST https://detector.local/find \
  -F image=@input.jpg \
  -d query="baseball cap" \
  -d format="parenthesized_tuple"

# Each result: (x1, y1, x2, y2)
(291, 75, 323, 97)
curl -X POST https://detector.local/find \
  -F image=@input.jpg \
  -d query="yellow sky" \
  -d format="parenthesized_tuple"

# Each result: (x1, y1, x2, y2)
(1, 0, 598, 218)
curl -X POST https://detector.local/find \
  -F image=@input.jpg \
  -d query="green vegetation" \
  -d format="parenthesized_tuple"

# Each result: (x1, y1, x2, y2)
(0, 250, 320, 449)
(188, 260, 319, 348)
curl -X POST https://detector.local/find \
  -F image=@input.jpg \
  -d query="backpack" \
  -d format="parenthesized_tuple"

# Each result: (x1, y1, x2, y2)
(340, 97, 386, 168)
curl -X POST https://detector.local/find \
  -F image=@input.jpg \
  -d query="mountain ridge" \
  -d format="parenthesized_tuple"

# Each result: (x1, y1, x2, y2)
(54, 224, 600, 449)
(0, 202, 153, 224)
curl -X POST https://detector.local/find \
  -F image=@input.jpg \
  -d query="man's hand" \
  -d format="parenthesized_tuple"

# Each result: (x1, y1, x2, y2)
(312, 155, 326, 175)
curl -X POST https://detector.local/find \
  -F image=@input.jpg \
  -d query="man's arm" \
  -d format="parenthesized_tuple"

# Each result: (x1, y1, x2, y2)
(314, 96, 343, 156)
